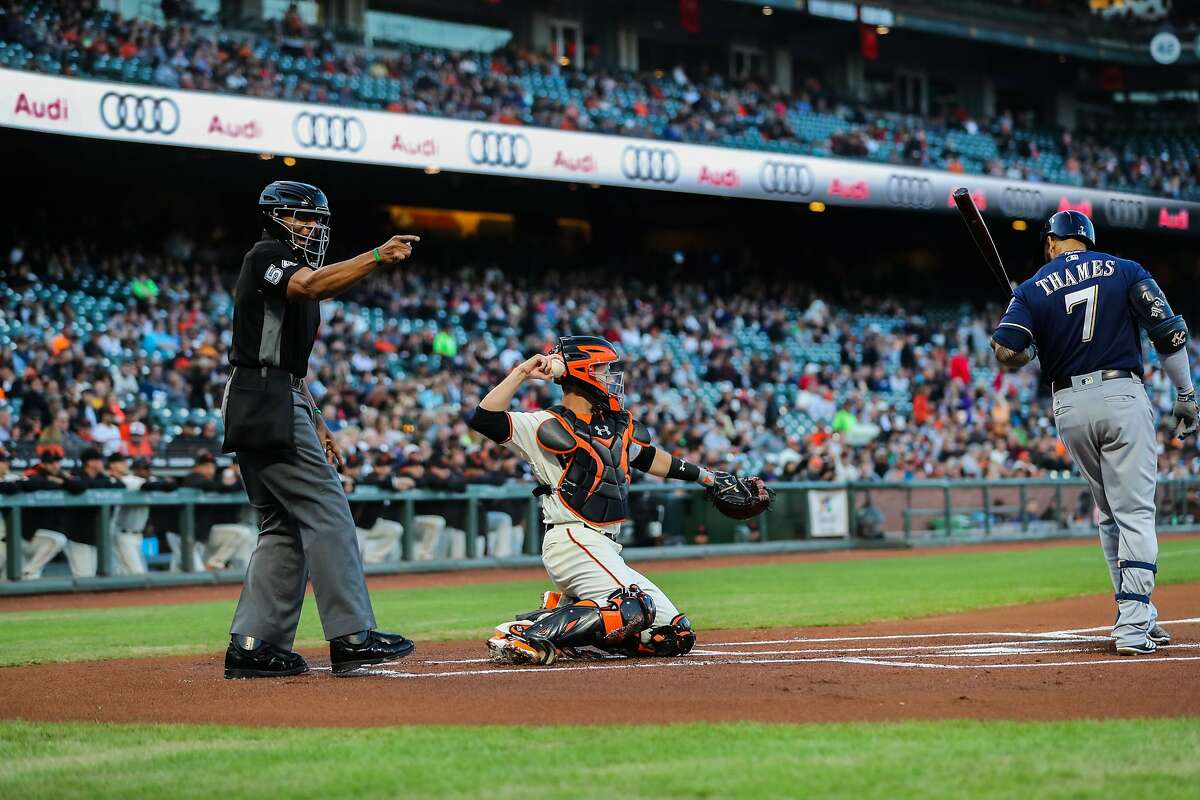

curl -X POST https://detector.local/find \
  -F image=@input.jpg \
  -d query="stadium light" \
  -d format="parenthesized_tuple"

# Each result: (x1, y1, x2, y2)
(762, 6, 773, 16)
(1012, 219, 1028, 231)
(809, 201, 826, 213)
(282, 156, 297, 167)
(559, 57, 570, 66)
(876, 26, 890, 35)
(424, 166, 441, 175)
(257, 153, 274, 160)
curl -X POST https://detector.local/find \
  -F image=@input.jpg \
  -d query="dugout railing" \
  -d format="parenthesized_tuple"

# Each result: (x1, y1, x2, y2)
(2, 478, 1198, 593)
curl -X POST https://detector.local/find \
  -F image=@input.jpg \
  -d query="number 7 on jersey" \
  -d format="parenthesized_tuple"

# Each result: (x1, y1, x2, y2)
(1064, 285, 1098, 343)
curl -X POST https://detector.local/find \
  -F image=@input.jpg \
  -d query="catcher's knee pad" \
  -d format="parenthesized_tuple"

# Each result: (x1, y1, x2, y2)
(494, 585, 656, 663)
(637, 613, 696, 657)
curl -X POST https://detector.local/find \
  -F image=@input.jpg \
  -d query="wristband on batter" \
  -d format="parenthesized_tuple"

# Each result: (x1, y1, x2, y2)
(373, 247, 382, 263)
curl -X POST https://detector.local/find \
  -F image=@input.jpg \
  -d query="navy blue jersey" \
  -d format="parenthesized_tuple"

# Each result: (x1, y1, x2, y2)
(993, 250, 1151, 387)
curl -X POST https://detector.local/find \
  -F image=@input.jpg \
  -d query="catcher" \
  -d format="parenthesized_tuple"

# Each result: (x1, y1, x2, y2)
(468, 335, 773, 665)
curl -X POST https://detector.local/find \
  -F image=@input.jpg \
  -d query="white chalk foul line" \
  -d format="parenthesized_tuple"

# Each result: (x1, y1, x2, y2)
(830, 655, 1200, 670)
(689, 636, 1114, 657)
(1044, 616, 1200, 636)
(701, 617, 1200, 648)
(340, 650, 1200, 679)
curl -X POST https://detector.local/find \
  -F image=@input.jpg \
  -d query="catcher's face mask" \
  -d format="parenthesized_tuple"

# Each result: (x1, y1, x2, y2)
(588, 358, 625, 408)
(270, 207, 331, 269)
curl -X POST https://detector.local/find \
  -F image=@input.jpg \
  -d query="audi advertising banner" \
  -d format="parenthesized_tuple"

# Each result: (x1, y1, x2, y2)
(3, 68, 1197, 236)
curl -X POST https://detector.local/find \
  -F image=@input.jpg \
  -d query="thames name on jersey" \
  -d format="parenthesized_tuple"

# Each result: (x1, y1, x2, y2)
(1032, 253, 1116, 296)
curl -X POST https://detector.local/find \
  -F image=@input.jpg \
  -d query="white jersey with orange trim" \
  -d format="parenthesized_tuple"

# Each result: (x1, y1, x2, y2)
(503, 409, 622, 537)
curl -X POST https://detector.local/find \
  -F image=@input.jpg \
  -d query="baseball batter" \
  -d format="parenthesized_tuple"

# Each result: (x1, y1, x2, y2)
(468, 335, 773, 665)
(991, 210, 1198, 655)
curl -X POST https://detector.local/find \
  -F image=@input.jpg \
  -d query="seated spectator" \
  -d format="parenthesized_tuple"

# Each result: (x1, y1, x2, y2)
(176, 450, 252, 571)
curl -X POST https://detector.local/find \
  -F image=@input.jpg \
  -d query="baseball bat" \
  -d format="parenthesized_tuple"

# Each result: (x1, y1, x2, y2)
(952, 187, 1013, 297)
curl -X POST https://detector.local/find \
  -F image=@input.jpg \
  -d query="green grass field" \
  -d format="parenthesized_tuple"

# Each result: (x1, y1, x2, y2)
(3, 539, 1199, 799)
(1, 539, 1199, 667)
(1, 719, 1198, 800)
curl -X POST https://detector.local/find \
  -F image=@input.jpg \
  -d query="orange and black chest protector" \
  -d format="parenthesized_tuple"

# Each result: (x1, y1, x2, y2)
(535, 405, 650, 525)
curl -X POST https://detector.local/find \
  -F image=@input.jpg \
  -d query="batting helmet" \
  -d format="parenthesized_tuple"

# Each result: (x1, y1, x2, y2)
(1041, 210, 1095, 249)
(551, 335, 624, 412)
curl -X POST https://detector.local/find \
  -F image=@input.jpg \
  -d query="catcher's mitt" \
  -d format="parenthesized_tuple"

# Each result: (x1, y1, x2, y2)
(705, 472, 775, 520)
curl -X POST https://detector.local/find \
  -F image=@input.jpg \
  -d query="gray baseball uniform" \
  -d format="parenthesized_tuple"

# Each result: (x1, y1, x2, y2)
(1052, 373, 1157, 647)
(230, 387, 376, 650)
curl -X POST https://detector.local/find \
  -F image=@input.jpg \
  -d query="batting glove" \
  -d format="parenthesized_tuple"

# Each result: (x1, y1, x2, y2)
(1173, 389, 1199, 441)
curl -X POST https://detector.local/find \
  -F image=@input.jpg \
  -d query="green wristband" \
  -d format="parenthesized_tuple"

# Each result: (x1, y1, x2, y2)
(373, 247, 382, 263)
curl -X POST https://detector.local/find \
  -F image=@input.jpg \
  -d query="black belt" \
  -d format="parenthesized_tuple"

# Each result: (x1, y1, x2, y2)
(231, 366, 305, 391)
(1051, 369, 1134, 394)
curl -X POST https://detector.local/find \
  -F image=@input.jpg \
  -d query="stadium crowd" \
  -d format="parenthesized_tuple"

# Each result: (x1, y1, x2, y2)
(1, 235, 1197, 489)
(2, 1, 1198, 200)
(2, 231, 1199, 577)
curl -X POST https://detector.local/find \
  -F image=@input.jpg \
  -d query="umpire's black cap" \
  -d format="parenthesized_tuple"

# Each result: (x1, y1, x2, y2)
(1041, 210, 1095, 249)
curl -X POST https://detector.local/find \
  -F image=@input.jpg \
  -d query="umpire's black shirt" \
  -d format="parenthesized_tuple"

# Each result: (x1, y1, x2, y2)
(229, 233, 320, 377)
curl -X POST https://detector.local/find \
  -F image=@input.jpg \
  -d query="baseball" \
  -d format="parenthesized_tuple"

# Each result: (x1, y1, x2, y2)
(549, 356, 566, 378)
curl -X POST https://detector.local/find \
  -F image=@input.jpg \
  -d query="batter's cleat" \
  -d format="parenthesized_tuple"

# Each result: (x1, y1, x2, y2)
(330, 629, 416, 675)
(541, 591, 563, 609)
(487, 633, 557, 666)
(1148, 624, 1172, 646)
(224, 635, 309, 679)
(1115, 640, 1157, 656)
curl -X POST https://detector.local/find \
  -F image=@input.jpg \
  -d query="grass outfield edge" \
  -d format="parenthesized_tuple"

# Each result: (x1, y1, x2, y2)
(1, 718, 1199, 800)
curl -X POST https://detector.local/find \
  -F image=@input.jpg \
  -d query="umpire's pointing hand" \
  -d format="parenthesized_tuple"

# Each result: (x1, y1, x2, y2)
(377, 235, 421, 264)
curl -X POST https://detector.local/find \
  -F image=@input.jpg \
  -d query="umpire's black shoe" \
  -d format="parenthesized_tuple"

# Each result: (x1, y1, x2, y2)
(224, 635, 309, 679)
(330, 630, 416, 675)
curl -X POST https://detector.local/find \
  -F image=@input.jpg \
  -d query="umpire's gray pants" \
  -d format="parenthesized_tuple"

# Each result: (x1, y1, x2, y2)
(1052, 373, 1158, 648)
(230, 390, 376, 649)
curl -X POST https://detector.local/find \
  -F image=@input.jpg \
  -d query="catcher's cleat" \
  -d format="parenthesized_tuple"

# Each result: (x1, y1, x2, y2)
(635, 614, 697, 657)
(487, 633, 557, 666)
(1148, 624, 1171, 646)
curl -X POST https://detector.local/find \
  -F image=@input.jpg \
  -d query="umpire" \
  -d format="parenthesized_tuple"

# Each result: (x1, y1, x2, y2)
(222, 180, 420, 678)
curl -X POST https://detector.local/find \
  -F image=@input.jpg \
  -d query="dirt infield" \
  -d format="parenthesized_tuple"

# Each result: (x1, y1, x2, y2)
(0, 536, 1168, 613)
(2, 582, 1197, 727)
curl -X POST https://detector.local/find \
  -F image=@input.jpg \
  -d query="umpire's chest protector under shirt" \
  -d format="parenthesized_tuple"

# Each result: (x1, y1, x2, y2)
(230, 234, 321, 377)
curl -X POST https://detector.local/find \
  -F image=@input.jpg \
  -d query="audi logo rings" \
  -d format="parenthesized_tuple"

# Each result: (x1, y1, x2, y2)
(621, 146, 680, 183)
(1000, 187, 1047, 219)
(99, 92, 179, 135)
(293, 112, 366, 152)
(1105, 197, 1148, 228)
(886, 175, 935, 209)
(759, 161, 814, 196)
(468, 130, 531, 168)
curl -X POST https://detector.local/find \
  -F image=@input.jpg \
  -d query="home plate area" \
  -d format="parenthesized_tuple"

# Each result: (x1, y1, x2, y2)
(325, 617, 1200, 679)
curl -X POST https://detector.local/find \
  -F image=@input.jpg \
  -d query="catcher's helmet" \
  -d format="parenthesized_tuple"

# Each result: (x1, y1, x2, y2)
(259, 181, 331, 268)
(552, 335, 624, 412)
(1041, 210, 1095, 250)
